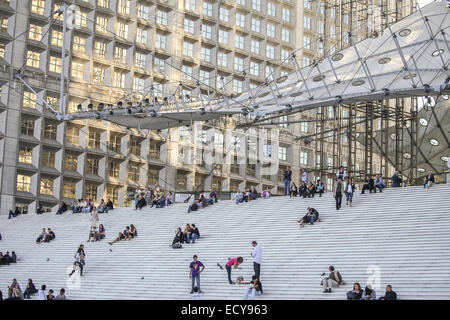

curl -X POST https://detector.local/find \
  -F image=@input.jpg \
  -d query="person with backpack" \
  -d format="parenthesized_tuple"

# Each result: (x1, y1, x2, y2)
(321, 265, 344, 293)
(347, 283, 363, 300)
(189, 255, 205, 294)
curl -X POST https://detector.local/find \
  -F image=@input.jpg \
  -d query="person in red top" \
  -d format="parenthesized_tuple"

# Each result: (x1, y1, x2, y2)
(218, 257, 244, 285)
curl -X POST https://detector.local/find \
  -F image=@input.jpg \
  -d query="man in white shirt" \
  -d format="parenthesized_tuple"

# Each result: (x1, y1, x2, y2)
(251, 241, 262, 279)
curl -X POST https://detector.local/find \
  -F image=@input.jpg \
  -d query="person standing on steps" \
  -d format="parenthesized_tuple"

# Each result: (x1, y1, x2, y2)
(336, 166, 346, 182)
(301, 169, 308, 186)
(335, 178, 343, 210)
(345, 178, 355, 207)
(251, 241, 262, 279)
(189, 255, 205, 294)
(283, 166, 292, 196)
(217, 257, 244, 284)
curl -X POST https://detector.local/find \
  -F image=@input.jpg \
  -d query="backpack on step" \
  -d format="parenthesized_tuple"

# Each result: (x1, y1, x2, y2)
(172, 243, 182, 249)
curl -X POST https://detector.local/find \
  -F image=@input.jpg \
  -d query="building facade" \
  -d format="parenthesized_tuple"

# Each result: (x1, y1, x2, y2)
(0, 0, 416, 214)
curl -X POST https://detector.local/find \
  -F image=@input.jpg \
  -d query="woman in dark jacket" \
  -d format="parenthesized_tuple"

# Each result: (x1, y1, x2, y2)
(347, 282, 363, 300)
(172, 227, 184, 245)
(23, 279, 38, 299)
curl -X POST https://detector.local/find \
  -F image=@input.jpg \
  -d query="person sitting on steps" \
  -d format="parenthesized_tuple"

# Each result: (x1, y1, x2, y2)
(321, 265, 344, 293)
(424, 171, 435, 189)
(297, 207, 320, 227)
(172, 227, 184, 245)
(361, 175, 375, 194)
(108, 232, 126, 245)
(374, 174, 386, 193)
(316, 179, 325, 197)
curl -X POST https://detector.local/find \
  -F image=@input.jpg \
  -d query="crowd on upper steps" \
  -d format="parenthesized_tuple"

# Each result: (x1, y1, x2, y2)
(187, 190, 218, 212)
(134, 186, 174, 210)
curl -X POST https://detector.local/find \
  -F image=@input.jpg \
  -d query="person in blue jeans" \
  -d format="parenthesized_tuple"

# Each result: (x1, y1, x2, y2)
(374, 174, 385, 193)
(283, 166, 292, 196)
(189, 255, 204, 294)
(242, 276, 263, 300)
(189, 224, 200, 244)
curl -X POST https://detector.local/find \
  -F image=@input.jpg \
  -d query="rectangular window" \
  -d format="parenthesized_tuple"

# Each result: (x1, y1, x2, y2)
(117, 21, 128, 38)
(300, 151, 308, 165)
(235, 34, 244, 49)
(200, 46, 211, 63)
(304, 16, 311, 30)
(51, 30, 63, 47)
(40, 178, 53, 195)
(249, 61, 259, 76)
(267, 24, 275, 38)
(219, 7, 229, 22)
(18, 146, 33, 164)
(266, 44, 275, 59)
(42, 149, 55, 167)
(108, 161, 120, 178)
(233, 79, 243, 94)
(184, 18, 195, 34)
(21, 119, 35, 135)
(64, 154, 78, 171)
(96, 16, 108, 33)
(29, 24, 43, 41)
(303, 36, 311, 50)
(26, 50, 40, 68)
(155, 33, 166, 49)
(17, 174, 31, 192)
(93, 65, 105, 83)
(44, 123, 57, 140)
(117, 0, 130, 14)
(185, 0, 196, 11)
(281, 29, 290, 43)
(133, 77, 145, 92)
(251, 18, 260, 33)
(153, 56, 164, 72)
(49, 56, 61, 73)
(156, 10, 168, 26)
(71, 61, 84, 79)
(63, 181, 76, 198)
(279, 147, 287, 160)
(88, 131, 101, 149)
(282, 8, 291, 22)
(250, 40, 260, 54)
(218, 29, 228, 44)
(114, 46, 127, 64)
(23, 91, 36, 109)
(135, 52, 146, 69)
(203, 2, 213, 16)
(217, 51, 227, 67)
(86, 157, 99, 175)
(201, 24, 212, 40)
(31, 0, 45, 15)
(73, 36, 86, 53)
(181, 65, 193, 81)
(66, 126, 79, 145)
(252, 0, 261, 11)
(137, 4, 149, 20)
(268, 2, 276, 16)
(234, 56, 244, 72)
(183, 41, 193, 57)
(94, 41, 106, 58)
(236, 13, 245, 28)
(136, 28, 148, 44)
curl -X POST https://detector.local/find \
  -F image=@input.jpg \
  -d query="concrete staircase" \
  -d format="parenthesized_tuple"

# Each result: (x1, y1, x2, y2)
(1, 184, 450, 300)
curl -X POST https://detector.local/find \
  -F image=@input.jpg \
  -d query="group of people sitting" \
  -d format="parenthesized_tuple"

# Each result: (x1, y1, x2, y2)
(87, 224, 106, 242)
(108, 224, 137, 245)
(297, 207, 320, 227)
(36, 228, 56, 244)
(187, 190, 218, 212)
(0, 251, 17, 265)
(0, 279, 67, 300)
(234, 187, 258, 204)
(290, 180, 325, 198)
(347, 283, 397, 300)
(320, 265, 398, 300)
(135, 187, 174, 210)
(172, 224, 201, 245)
(71, 198, 113, 214)
(361, 174, 386, 194)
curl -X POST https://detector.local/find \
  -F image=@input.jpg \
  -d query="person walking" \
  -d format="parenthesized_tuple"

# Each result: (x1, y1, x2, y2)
(189, 255, 205, 294)
(335, 178, 343, 210)
(69, 244, 85, 277)
(345, 178, 355, 207)
(283, 166, 292, 196)
(251, 241, 262, 279)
